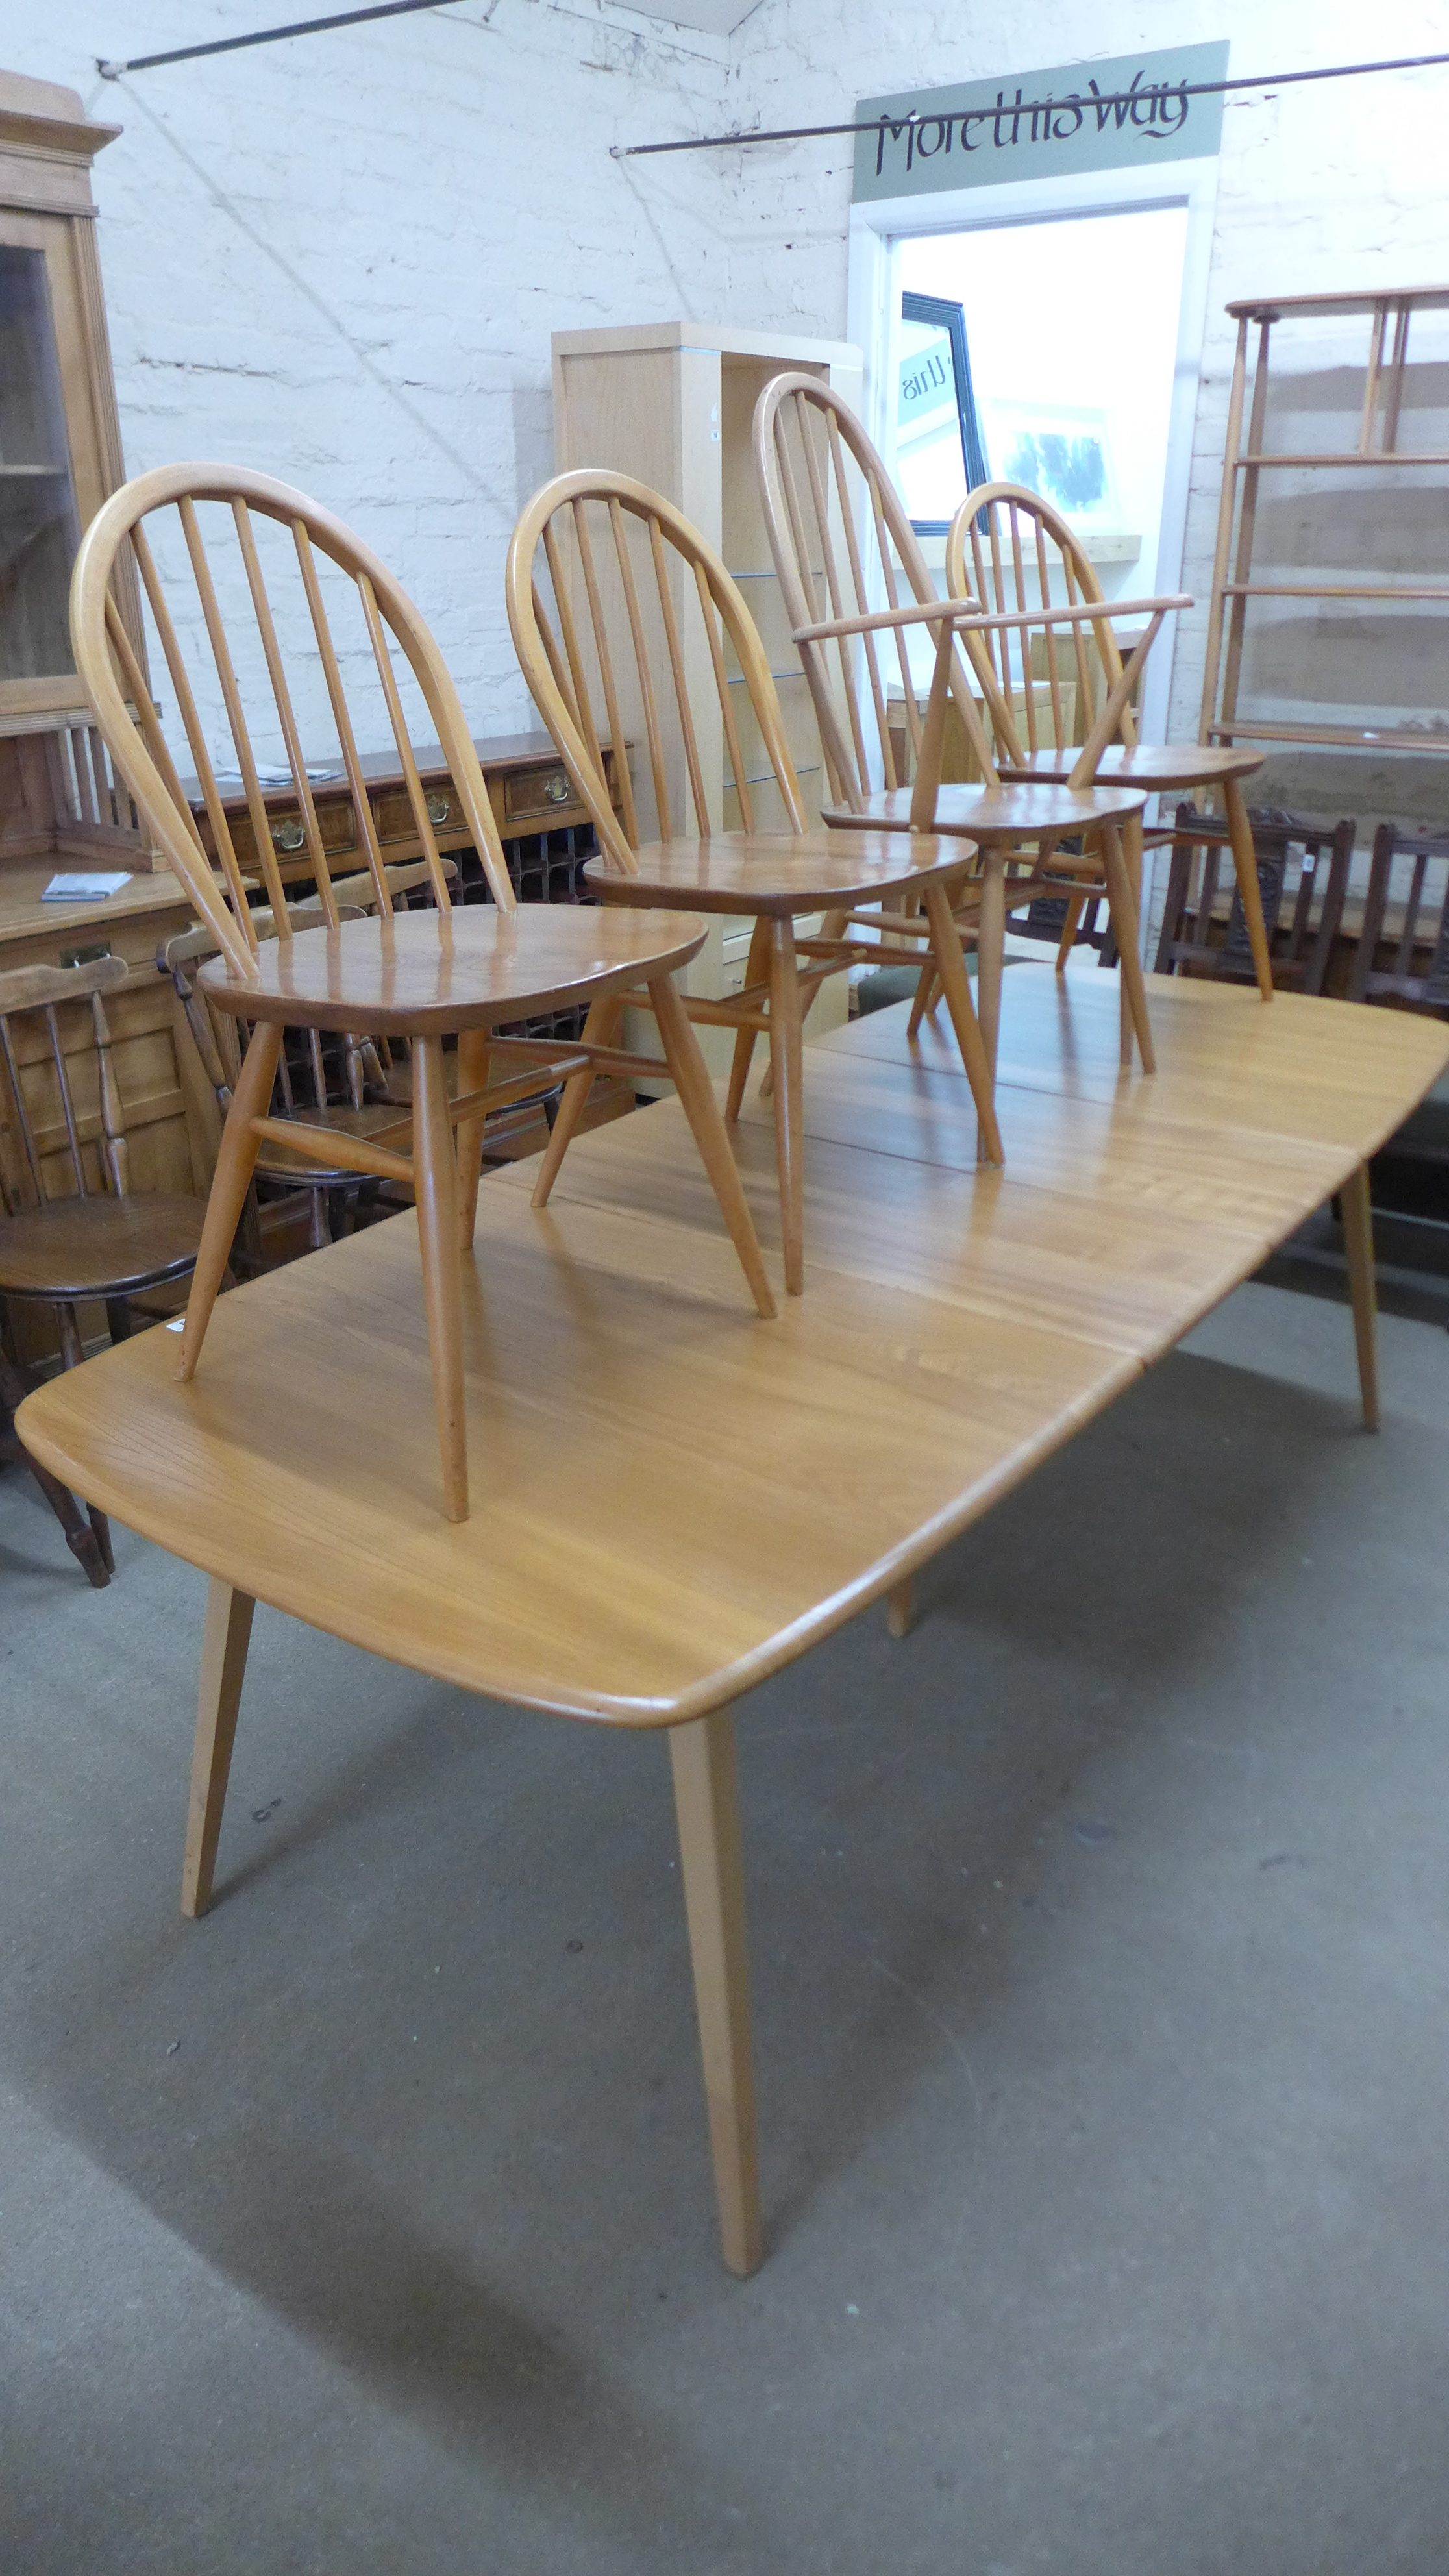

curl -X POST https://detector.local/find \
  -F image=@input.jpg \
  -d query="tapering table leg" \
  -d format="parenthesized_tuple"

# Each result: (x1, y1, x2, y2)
(669, 1709, 762, 2277)
(1340, 1161, 1380, 1431)
(182, 1577, 255, 1918)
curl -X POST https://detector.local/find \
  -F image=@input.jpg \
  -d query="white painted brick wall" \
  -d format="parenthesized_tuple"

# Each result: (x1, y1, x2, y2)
(18, 1, 1449, 773)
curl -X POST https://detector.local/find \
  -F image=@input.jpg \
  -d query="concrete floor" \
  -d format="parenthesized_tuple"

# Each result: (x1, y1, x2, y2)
(3, 1277, 1448, 2573)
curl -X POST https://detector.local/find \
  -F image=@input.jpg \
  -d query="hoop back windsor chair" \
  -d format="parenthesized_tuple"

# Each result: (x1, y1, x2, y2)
(753, 375, 1160, 1074)
(945, 481, 1275, 998)
(71, 467, 774, 1518)
(507, 469, 1002, 1291)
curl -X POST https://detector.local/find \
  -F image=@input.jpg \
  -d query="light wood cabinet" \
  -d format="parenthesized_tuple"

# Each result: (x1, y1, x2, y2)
(552, 322, 863, 1069)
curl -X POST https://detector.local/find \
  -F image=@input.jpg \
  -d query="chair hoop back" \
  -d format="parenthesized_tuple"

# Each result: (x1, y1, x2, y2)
(507, 469, 808, 865)
(945, 482, 1133, 767)
(69, 463, 517, 981)
(752, 371, 1004, 807)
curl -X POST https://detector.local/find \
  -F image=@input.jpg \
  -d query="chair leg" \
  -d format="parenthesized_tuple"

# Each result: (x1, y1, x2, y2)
(0, 1350, 110, 1587)
(1056, 889, 1088, 972)
(648, 971, 776, 1320)
(886, 1574, 913, 1639)
(726, 921, 769, 1121)
(180, 1021, 284, 1385)
(182, 1577, 256, 1918)
(530, 992, 619, 1209)
(923, 880, 1003, 1165)
(412, 1035, 469, 1522)
(1224, 774, 1276, 1002)
(455, 1025, 491, 1251)
(976, 847, 1006, 1083)
(669, 1709, 762, 2277)
(1340, 1160, 1380, 1431)
(1098, 824, 1156, 1075)
(906, 960, 938, 1038)
(765, 918, 806, 1298)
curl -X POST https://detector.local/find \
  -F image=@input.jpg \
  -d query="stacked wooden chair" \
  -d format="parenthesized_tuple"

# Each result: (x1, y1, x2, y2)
(506, 470, 1000, 1295)
(752, 374, 1159, 1076)
(945, 482, 1276, 1000)
(70, 465, 776, 1520)
(0, 953, 205, 1585)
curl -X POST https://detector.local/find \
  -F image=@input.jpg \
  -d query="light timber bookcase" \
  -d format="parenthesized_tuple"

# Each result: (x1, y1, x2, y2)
(551, 322, 863, 1071)
(1198, 284, 1449, 827)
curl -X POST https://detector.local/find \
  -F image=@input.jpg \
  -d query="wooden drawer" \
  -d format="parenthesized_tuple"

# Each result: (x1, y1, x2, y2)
(501, 760, 583, 828)
(199, 793, 358, 873)
(372, 782, 468, 845)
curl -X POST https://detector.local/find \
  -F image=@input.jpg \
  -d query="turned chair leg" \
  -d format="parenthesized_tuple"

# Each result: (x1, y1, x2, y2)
(1224, 774, 1275, 1002)
(180, 1021, 284, 1384)
(975, 848, 1008, 1145)
(765, 919, 806, 1298)
(923, 880, 1003, 1165)
(530, 991, 621, 1209)
(669, 1709, 762, 2277)
(455, 1025, 491, 1252)
(182, 1577, 256, 1917)
(1340, 1161, 1380, 1431)
(1056, 889, 1088, 972)
(412, 1035, 469, 1522)
(1098, 824, 1156, 1075)
(649, 972, 776, 1320)
(887, 1573, 913, 1639)
(726, 919, 770, 1121)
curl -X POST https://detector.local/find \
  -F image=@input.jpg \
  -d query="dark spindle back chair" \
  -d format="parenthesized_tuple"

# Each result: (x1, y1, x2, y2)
(0, 954, 206, 1585)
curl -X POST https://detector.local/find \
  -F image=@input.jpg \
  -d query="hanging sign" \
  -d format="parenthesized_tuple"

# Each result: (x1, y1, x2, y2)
(854, 41, 1228, 201)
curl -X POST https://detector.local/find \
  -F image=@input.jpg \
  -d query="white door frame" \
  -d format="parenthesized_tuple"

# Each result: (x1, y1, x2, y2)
(846, 155, 1220, 756)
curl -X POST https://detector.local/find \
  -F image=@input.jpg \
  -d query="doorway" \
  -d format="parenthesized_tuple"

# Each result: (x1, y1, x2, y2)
(895, 204, 1190, 602)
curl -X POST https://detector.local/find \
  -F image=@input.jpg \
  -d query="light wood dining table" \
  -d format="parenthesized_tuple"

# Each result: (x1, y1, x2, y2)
(18, 964, 1449, 2274)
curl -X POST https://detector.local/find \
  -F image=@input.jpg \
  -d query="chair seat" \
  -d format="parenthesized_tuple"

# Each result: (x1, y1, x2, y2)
(0, 1194, 204, 1302)
(820, 780, 1149, 843)
(582, 832, 980, 916)
(994, 743, 1266, 791)
(197, 905, 710, 1037)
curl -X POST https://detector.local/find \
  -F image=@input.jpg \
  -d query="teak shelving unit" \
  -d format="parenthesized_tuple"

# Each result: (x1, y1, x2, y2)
(1199, 284, 1449, 779)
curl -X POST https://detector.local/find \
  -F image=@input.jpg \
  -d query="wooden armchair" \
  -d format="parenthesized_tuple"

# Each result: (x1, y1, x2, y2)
(752, 373, 1158, 1075)
(946, 483, 1275, 1000)
(71, 465, 775, 1521)
(0, 954, 205, 1585)
(506, 471, 1000, 1294)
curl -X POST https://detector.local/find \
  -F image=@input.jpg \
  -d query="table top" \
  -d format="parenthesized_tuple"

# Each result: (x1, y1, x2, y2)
(19, 968, 1449, 1728)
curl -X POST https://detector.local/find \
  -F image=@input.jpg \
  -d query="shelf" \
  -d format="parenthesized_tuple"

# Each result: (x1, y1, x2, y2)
(1220, 582, 1449, 601)
(0, 462, 69, 479)
(1208, 719, 1449, 753)
(1225, 286, 1449, 322)
(1235, 451, 1449, 469)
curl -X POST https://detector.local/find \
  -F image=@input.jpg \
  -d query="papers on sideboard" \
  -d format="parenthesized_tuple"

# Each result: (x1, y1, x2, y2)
(41, 871, 133, 901)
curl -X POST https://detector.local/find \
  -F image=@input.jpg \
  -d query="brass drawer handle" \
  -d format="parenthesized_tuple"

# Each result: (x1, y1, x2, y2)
(426, 793, 451, 827)
(271, 816, 306, 853)
(543, 769, 570, 804)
